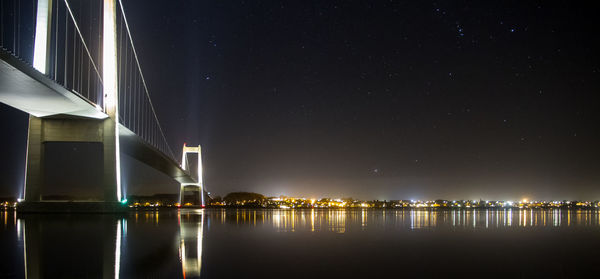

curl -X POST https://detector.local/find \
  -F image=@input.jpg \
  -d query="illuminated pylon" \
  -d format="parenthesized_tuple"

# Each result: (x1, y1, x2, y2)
(33, 0, 52, 74)
(103, 0, 122, 202)
(179, 143, 205, 207)
(25, 0, 122, 204)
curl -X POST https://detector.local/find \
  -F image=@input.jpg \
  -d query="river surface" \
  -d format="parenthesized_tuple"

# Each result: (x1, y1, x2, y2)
(1, 208, 600, 278)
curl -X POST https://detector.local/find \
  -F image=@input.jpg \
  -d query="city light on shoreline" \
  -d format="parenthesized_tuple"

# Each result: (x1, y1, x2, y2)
(4, 193, 598, 210)
(207, 197, 599, 209)
(4, 195, 589, 210)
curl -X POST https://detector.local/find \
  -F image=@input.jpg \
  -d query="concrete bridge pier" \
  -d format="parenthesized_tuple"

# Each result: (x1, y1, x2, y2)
(179, 184, 203, 207)
(18, 115, 125, 212)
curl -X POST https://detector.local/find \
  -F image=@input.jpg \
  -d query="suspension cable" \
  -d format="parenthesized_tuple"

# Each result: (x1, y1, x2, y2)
(62, 0, 102, 84)
(117, 0, 176, 161)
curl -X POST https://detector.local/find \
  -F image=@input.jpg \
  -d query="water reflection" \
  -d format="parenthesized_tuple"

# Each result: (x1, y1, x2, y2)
(2, 208, 600, 278)
(202, 208, 600, 232)
(179, 210, 204, 278)
(215, 209, 351, 233)
(15, 214, 125, 278)
(115, 219, 123, 279)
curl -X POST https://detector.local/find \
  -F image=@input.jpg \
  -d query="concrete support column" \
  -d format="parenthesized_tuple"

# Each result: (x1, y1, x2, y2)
(180, 185, 202, 206)
(179, 184, 184, 205)
(24, 116, 44, 201)
(22, 116, 120, 203)
(102, 118, 119, 202)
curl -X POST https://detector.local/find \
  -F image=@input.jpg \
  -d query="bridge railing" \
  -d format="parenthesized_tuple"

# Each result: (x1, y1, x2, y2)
(0, 0, 36, 64)
(1, 0, 104, 107)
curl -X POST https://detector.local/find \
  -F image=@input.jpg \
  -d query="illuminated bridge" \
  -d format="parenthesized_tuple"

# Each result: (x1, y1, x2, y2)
(0, 0, 204, 210)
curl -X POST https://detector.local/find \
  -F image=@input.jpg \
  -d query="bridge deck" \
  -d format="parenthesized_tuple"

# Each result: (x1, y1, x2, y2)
(0, 49, 106, 119)
(0, 48, 194, 185)
(119, 125, 195, 184)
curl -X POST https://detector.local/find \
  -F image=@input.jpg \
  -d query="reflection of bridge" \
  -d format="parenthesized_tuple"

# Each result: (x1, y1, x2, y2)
(179, 210, 205, 278)
(17, 210, 205, 278)
(0, 0, 204, 210)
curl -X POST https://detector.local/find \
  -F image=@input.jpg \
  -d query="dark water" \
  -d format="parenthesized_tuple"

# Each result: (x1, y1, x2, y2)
(2, 208, 600, 278)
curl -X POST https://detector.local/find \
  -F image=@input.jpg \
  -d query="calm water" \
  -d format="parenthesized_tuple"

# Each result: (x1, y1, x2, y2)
(2, 208, 600, 278)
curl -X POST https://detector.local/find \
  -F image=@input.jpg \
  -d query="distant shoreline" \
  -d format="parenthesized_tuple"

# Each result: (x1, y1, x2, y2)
(131, 206, 600, 211)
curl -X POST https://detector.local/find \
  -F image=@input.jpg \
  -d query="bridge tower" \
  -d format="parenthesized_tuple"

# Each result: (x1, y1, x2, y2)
(20, 0, 123, 211)
(179, 144, 205, 207)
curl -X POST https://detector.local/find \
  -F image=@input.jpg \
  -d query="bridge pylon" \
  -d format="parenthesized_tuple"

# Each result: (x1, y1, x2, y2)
(179, 144, 205, 207)
(18, 0, 123, 212)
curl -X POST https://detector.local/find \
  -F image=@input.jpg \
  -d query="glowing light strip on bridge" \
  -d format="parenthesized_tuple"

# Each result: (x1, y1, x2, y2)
(33, 0, 50, 73)
(104, 0, 122, 201)
(63, 0, 103, 84)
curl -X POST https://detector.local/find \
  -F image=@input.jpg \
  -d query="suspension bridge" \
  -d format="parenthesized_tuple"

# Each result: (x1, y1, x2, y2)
(0, 0, 204, 211)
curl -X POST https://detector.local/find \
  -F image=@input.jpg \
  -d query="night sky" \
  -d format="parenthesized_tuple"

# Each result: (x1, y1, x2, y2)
(1, 0, 599, 200)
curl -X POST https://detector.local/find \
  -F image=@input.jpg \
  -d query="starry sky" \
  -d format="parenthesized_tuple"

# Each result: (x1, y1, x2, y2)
(1, 0, 599, 200)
